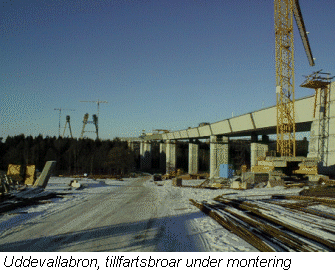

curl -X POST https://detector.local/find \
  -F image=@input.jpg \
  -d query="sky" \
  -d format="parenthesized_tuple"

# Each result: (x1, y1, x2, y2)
(1, 0, 334, 141)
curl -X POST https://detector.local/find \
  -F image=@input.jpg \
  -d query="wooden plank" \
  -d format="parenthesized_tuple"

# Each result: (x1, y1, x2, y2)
(189, 199, 276, 252)
(215, 197, 335, 250)
(273, 195, 335, 205)
(267, 200, 335, 220)
(214, 204, 322, 251)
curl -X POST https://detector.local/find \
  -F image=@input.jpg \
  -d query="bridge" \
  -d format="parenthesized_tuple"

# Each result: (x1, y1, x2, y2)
(122, 82, 335, 177)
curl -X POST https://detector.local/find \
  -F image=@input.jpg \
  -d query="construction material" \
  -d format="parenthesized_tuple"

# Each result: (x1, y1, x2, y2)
(153, 174, 162, 181)
(266, 178, 285, 188)
(1, 172, 22, 196)
(70, 180, 81, 189)
(294, 164, 318, 175)
(242, 172, 269, 184)
(178, 174, 193, 180)
(267, 200, 335, 220)
(189, 174, 206, 179)
(173, 178, 231, 190)
(197, 179, 210, 188)
(33, 161, 57, 189)
(24, 165, 36, 185)
(299, 185, 335, 198)
(7, 164, 22, 183)
(230, 180, 251, 190)
(251, 165, 274, 173)
(213, 197, 335, 250)
(172, 178, 182, 187)
(216, 202, 321, 251)
(293, 158, 318, 175)
(308, 174, 326, 182)
(273, 195, 335, 206)
(189, 199, 276, 252)
(0, 187, 59, 214)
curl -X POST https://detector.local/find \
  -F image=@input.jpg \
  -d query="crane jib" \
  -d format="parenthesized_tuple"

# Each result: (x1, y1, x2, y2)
(292, 0, 315, 66)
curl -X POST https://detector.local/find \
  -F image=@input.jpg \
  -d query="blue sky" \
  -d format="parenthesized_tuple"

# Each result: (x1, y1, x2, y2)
(1, 0, 334, 140)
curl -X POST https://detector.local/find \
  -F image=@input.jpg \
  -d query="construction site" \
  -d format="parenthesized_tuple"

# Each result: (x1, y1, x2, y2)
(0, 0, 334, 252)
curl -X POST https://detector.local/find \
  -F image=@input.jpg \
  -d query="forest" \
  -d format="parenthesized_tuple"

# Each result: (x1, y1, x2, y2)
(0, 134, 138, 176)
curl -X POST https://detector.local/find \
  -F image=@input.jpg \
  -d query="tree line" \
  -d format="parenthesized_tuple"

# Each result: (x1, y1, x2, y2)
(0, 134, 138, 176)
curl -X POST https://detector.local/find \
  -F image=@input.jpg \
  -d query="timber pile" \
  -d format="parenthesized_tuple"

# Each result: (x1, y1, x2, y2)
(299, 185, 335, 198)
(190, 194, 335, 252)
(171, 177, 231, 189)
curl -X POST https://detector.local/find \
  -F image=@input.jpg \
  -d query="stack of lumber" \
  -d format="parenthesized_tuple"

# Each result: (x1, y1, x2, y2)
(190, 194, 335, 251)
(299, 185, 335, 198)
(176, 179, 230, 189)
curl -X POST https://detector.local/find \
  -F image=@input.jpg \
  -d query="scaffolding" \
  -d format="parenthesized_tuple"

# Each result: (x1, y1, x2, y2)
(301, 70, 334, 164)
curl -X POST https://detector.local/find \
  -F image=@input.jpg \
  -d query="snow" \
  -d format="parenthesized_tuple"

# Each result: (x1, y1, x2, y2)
(0, 176, 333, 252)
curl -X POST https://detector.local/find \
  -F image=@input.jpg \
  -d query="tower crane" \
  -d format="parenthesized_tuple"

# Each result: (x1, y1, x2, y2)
(62, 115, 73, 138)
(274, 0, 315, 157)
(79, 100, 108, 120)
(54, 108, 75, 137)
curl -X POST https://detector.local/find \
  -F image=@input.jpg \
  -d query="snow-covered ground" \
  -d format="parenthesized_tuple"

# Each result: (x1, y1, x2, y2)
(0, 175, 315, 252)
(0, 177, 134, 239)
(144, 178, 307, 252)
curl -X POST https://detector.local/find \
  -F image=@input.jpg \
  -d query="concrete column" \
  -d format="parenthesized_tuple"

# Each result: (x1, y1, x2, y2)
(250, 143, 269, 167)
(166, 140, 176, 174)
(262, 135, 269, 143)
(188, 140, 199, 175)
(210, 136, 229, 178)
(251, 133, 258, 142)
(159, 142, 166, 173)
(140, 141, 152, 170)
(308, 81, 335, 175)
(127, 141, 134, 151)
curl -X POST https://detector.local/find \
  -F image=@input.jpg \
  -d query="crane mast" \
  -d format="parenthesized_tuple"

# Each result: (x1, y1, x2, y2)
(274, 0, 315, 157)
(275, 0, 295, 157)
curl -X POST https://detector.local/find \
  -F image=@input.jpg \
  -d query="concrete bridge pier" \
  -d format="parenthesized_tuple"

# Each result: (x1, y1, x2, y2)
(262, 135, 270, 143)
(140, 140, 152, 170)
(250, 134, 269, 167)
(308, 82, 335, 175)
(166, 140, 177, 174)
(210, 135, 229, 178)
(188, 139, 199, 175)
(251, 133, 258, 142)
(250, 143, 269, 167)
(159, 142, 167, 173)
(127, 141, 135, 151)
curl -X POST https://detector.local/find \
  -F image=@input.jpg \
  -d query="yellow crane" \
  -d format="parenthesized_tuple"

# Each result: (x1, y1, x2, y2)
(274, 0, 315, 157)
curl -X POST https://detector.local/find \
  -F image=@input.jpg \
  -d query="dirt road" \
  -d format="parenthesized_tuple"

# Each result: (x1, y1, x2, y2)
(0, 177, 204, 252)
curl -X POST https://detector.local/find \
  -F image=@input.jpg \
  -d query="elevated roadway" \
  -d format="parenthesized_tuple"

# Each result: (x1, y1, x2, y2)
(122, 81, 335, 177)
(140, 94, 315, 141)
